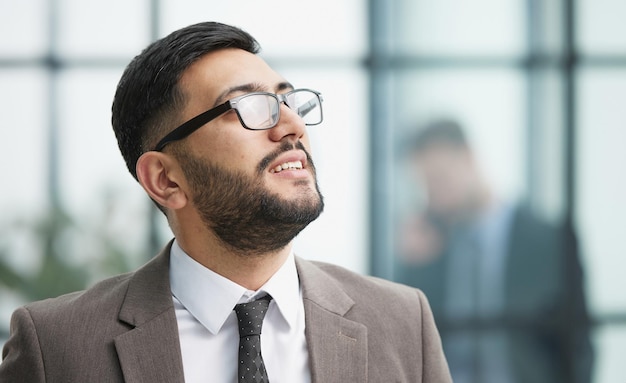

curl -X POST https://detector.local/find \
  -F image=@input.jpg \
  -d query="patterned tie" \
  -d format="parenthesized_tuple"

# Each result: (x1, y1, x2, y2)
(234, 295, 272, 383)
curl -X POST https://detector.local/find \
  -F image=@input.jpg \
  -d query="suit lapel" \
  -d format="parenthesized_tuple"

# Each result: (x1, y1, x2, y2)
(110, 248, 369, 382)
(114, 243, 185, 383)
(296, 258, 368, 383)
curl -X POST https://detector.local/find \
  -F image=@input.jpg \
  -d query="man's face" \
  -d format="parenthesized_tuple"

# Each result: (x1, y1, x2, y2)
(412, 144, 476, 217)
(171, 48, 324, 254)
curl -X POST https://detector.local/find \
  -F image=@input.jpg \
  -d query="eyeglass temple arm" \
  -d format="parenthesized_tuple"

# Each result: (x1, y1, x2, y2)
(154, 102, 232, 151)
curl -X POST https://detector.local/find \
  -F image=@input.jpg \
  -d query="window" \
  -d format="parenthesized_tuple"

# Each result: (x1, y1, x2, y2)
(0, 0, 367, 341)
(370, 1, 626, 382)
(1, 1, 624, 381)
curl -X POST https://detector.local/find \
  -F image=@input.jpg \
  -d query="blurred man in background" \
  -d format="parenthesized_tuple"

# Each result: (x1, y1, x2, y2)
(395, 119, 593, 383)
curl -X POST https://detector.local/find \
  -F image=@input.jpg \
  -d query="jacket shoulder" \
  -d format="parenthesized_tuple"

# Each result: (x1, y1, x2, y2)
(1, 272, 136, 382)
(310, 260, 421, 292)
(299, 259, 430, 315)
(23, 271, 134, 322)
(297, 258, 451, 382)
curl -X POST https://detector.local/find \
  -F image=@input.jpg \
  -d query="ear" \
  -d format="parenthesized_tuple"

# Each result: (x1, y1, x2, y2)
(136, 151, 189, 210)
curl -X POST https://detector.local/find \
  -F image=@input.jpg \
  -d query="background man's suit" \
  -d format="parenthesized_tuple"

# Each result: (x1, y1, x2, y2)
(395, 204, 593, 383)
(0, 242, 452, 382)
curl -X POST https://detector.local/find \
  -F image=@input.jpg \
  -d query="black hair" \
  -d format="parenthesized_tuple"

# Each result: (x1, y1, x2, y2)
(405, 119, 469, 155)
(111, 21, 260, 180)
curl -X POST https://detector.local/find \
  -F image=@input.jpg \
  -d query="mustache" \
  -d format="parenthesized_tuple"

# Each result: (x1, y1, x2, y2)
(257, 141, 313, 174)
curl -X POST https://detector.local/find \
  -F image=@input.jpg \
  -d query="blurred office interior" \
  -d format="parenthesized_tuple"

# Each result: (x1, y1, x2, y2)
(0, 1, 624, 381)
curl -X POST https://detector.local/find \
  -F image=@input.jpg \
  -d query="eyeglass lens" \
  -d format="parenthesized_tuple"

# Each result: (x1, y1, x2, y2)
(237, 94, 280, 130)
(237, 90, 321, 130)
(287, 91, 321, 125)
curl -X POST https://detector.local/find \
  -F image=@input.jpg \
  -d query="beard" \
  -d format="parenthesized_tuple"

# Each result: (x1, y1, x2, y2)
(175, 141, 324, 256)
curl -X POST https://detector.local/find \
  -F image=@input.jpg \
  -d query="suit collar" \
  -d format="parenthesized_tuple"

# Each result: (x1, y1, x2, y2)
(295, 257, 354, 315)
(118, 242, 174, 326)
(111, 247, 369, 383)
(296, 257, 368, 383)
(114, 241, 186, 382)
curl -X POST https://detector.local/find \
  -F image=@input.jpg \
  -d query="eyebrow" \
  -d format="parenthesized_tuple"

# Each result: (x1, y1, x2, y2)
(212, 81, 294, 107)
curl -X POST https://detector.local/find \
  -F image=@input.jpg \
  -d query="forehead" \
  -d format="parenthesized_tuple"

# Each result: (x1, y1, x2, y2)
(178, 48, 287, 105)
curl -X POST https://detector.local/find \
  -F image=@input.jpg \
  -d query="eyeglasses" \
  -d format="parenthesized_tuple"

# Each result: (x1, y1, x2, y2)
(154, 88, 323, 151)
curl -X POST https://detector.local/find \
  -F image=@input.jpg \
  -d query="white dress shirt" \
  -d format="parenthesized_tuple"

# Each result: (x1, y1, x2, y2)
(169, 240, 311, 383)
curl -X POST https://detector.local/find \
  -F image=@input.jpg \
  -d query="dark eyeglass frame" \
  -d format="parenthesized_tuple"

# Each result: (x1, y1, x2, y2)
(153, 88, 323, 151)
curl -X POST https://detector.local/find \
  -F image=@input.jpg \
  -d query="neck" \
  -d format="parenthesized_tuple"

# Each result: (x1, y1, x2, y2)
(175, 228, 292, 291)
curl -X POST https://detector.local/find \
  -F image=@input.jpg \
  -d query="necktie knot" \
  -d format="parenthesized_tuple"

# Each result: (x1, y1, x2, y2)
(234, 295, 272, 337)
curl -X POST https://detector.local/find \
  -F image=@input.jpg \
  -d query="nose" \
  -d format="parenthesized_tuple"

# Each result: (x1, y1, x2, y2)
(267, 103, 307, 142)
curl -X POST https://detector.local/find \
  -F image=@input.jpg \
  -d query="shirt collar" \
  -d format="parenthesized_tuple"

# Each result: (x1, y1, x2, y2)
(169, 240, 300, 335)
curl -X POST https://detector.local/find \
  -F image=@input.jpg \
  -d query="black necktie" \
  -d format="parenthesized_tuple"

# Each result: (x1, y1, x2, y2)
(234, 295, 272, 383)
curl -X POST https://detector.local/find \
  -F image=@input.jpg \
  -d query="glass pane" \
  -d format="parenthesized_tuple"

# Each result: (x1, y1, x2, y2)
(390, 69, 528, 287)
(391, 69, 527, 203)
(387, 68, 593, 382)
(159, 0, 367, 59)
(0, 69, 49, 215)
(57, 0, 150, 58)
(56, 68, 152, 278)
(577, 68, 626, 315)
(0, 69, 49, 340)
(593, 325, 626, 383)
(577, 0, 626, 55)
(0, 0, 49, 58)
(393, 0, 526, 56)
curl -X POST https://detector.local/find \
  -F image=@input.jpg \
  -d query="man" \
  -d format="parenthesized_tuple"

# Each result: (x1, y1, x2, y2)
(0, 22, 451, 382)
(395, 120, 593, 383)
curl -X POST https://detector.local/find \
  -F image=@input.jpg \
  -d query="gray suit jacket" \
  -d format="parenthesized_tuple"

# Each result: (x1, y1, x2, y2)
(0, 244, 451, 382)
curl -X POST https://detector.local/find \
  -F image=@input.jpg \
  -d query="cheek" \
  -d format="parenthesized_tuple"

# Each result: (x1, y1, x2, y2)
(210, 138, 268, 175)
(191, 127, 250, 160)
